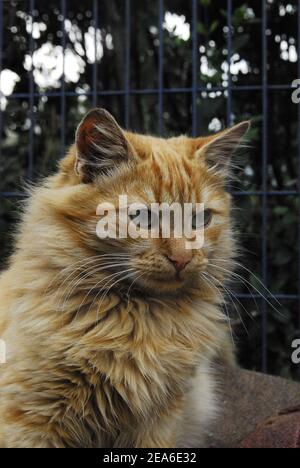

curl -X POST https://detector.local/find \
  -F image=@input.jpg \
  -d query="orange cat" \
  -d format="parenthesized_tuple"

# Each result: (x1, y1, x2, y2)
(0, 109, 249, 448)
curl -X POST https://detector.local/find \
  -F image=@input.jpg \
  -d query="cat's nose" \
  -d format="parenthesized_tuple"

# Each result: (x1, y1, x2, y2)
(167, 255, 192, 272)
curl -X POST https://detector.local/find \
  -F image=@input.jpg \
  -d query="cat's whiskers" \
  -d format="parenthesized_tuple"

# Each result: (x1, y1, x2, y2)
(46, 253, 131, 299)
(88, 269, 137, 322)
(99, 270, 137, 309)
(208, 262, 263, 316)
(54, 257, 108, 306)
(68, 268, 132, 325)
(52, 253, 130, 293)
(125, 270, 146, 304)
(203, 271, 251, 335)
(58, 261, 131, 315)
(69, 267, 134, 319)
(208, 257, 261, 314)
(45, 255, 101, 296)
(200, 272, 236, 345)
(208, 261, 283, 317)
(209, 258, 281, 306)
(58, 263, 132, 324)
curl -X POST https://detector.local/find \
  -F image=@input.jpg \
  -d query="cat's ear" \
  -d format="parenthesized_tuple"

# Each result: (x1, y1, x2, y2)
(75, 108, 129, 183)
(195, 121, 250, 177)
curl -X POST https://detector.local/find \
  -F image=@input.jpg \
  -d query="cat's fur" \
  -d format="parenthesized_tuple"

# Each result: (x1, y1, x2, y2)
(0, 109, 249, 448)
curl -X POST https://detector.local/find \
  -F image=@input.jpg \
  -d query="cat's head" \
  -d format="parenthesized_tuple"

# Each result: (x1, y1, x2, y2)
(57, 108, 249, 296)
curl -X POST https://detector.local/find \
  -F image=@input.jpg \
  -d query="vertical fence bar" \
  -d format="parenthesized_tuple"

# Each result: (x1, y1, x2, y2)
(124, 0, 131, 128)
(227, 0, 233, 126)
(298, 0, 300, 352)
(0, 0, 3, 183)
(192, 0, 198, 137)
(28, 0, 35, 180)
(158, 0, 164, 134)
(60, 0, 66, 159)
(261, 0, 268, 373)
(92, 0, 98, 107)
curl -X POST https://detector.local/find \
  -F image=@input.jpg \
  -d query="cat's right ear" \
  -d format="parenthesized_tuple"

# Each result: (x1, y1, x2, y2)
(75, 108, 129, 183)
(194, 121, 250, 178)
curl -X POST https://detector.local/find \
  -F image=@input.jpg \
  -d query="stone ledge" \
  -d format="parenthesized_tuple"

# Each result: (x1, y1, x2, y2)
(207, 367, 300, 448)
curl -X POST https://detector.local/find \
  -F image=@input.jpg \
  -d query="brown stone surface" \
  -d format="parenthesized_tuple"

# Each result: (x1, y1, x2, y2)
(207, 366, 300, 448)
(238, 409, 300, 448)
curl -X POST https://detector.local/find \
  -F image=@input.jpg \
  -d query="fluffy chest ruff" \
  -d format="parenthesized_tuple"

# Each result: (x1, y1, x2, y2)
(0, 281, 225, 448)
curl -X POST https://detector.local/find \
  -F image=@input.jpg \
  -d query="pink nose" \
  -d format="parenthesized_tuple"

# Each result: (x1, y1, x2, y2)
(167, 255, 192, 272)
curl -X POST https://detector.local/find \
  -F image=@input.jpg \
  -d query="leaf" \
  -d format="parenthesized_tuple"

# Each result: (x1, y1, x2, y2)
(209, 20, 219, 34)
(197, 23, 207, 35)
(273, 206, 288, 216)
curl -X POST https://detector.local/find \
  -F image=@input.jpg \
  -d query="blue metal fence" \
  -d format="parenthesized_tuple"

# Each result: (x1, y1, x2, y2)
(0, 0, 299, 374)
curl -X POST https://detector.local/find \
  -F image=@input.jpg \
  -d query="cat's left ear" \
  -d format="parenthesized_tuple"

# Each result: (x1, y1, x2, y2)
(195, 121, 251, 177)
(75, 108, 130, 183)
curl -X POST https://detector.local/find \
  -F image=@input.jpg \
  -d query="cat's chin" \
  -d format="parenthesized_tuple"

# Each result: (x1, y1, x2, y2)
(135, 274, 192, 296)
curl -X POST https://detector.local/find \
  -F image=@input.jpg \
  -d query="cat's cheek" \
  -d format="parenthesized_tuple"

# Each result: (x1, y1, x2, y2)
(206, 221, 230, 244)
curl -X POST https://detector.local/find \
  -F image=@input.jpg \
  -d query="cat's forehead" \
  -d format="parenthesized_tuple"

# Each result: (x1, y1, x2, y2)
(88, 131, 227, 207)
(125, 132, 194, 160)
(116, 133, 221, 206)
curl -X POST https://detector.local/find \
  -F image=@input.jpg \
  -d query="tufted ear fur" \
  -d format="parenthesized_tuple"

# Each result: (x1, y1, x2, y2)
(195, 121, 251, 177)
(75, 108, 129, 183)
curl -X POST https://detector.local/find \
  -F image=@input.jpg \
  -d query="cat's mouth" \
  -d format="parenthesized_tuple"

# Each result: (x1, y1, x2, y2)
(132, 269, 193, 295)
(129, 256, 208, 294)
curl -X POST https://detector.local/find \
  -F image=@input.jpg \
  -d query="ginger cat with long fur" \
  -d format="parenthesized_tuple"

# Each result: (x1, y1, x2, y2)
(0, 109, 249, 448)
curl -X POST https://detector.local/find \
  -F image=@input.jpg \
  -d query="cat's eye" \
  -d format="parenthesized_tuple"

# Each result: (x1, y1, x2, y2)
(192, 209, 212, 230)
(129, 209, 158, 230)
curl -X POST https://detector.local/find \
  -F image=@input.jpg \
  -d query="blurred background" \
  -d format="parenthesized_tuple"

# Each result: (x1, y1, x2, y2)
(0, 0, 299, 380)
